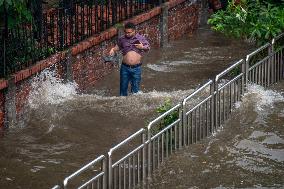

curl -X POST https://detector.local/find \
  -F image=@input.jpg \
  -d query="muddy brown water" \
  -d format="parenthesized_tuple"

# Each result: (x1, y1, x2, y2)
(1, 26, 280, 189)
(147, 82, 284, 189)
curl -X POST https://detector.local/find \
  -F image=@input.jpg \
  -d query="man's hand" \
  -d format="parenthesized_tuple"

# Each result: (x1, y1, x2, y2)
(109, 48, 115, 56)
(109, 45, 119, 56)
(134, 42, 144, 50)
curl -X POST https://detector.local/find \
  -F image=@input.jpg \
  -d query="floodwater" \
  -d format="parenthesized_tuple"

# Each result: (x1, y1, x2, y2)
(0, 26, 270, 189)
(147, 82, 284, 189)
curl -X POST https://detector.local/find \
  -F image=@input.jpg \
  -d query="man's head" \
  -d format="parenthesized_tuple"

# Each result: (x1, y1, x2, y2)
(124, 22, 136, 38)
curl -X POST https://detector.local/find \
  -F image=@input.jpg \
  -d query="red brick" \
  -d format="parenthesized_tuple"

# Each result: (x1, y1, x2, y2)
(16, 81, 31, 115)
(0, 80, 8, 90)
(0, 91, 4, 128)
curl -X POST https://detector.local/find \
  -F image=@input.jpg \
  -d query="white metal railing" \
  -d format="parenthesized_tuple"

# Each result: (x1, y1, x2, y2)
(63, 155, 106, 189)
(147, 104, 182, 176)
(51, 33, 284, 189)
(108, 128, 146, 189)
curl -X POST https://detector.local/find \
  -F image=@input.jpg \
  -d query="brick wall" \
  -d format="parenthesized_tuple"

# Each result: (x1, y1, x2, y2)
(0, 91, 4, 128)
(0, 0, 201, 128)
(16, 80, 31, 120)
(72, 40, 116, 92)
(137, 16, 161, 48)
(168, 1, 199, 40)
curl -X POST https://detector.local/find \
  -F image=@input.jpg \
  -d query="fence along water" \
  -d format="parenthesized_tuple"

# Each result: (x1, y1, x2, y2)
(0, 0, 166, 78)
(51, 33, 284, 189)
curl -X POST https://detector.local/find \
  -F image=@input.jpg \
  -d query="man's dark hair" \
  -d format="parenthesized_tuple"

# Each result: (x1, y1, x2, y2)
(124, 22, 136, 30)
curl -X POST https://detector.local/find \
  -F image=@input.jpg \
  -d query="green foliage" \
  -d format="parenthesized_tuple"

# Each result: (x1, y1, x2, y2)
(152, 99, 179, 135)
(4, 33, 56, 75)
(208, 0, 284, 45)
(0, 0, 32, 29)
(114, 23, 124, 29)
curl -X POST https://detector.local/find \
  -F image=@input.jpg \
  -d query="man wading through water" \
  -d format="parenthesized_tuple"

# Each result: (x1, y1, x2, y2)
(109, 22, 150, 96)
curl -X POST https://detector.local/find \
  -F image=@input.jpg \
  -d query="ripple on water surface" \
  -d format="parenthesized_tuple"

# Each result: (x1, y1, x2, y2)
(147, 83, 284, 189)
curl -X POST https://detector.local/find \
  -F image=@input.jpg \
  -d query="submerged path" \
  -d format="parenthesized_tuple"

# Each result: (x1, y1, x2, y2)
(148, 81, 284, 189)
(0, 26, 256, 188)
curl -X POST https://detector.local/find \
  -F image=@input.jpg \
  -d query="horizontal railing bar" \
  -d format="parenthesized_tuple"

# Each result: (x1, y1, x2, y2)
(113, 144, 144, 167)
(216, 59, 244, 82)
(246, 43, 270, 62)
(151, 119, 181, 141)
(78, 172, 105, 189)
(218, 74, 243, 91)
(273, 32, 284, 42)
(63, 155, 105, 187)
(185, 95, 212, 116)
(147, 104, 181, 130)
(108, 128, 145, 156)
(51, 185, 61, 189)
(182, 80, 213, 105)
(248, 56, 270, 71)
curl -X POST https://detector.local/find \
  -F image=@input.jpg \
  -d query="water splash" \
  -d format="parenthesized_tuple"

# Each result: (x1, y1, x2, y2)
(28, 69, 78, 109)
(27, 69, 194, 121)
(161, 60, 193, 66)
(146, 60, 193, 72)
(146, 64, 173, 72)
(246, 84, 284, 112)
(73, 89, 194, 116)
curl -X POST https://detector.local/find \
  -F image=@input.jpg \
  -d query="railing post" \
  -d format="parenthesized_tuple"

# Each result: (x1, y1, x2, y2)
(213, 79, 218, 132)
(2, 29, 6, 78)
(147, 128, 151, 177)
(210, 81, 214, 134)
(102, 158, 107, 189)
(245, 55, 250, 89)
(241, 59, 246, 95)
(3, 2, 8, 78)
(111, 0, 117, 25)
(142, 132, 146, 184)
(58, 6, 65, 50)
(182, 101, 187, 146)
(268, 43, 274, 85)
(178, 107, 182, 148)
(271, 38, 280, 83)
(108, 152, 112, 189)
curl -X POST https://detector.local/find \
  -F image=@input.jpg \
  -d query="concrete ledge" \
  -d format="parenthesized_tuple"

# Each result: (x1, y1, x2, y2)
(0, 80, 8, 90)
(12, 51, 67, 83)
(71, 27, 118, 56)
(169, 0, 187, 9)
(125, 7, 162, 25)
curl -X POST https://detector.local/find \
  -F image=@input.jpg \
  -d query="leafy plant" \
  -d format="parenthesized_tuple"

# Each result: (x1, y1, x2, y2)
(0, 0, 32, 29)
(3, 31, 56, 77)
(208, 0, 284, 45)
(150, 99, 179, 135)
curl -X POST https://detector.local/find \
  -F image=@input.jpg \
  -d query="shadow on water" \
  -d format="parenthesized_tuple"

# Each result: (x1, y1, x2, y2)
(0, 26, 259, 188)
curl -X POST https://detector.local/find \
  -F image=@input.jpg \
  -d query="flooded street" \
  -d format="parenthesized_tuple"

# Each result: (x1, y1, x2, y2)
(0, 26, 271, 189)
(148, 82, 284, 189)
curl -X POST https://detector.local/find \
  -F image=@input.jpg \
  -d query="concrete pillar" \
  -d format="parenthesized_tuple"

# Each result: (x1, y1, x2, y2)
(199, 0, 210, 26)
(117, 28, 124, 65)
(160, 3, 169, 47)
(66, 50, 74, 82)
(4, 77, 17, 128)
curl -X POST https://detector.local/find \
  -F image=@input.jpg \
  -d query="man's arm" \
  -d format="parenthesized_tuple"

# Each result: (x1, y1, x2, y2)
(109, 45, 120, 56)
(135, 35, 150, 51)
